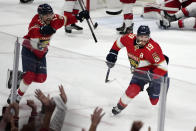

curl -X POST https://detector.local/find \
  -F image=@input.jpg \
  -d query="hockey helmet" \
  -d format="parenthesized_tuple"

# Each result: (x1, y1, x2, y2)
(37, 3, 53, 15)
(137, 25, 150, 36)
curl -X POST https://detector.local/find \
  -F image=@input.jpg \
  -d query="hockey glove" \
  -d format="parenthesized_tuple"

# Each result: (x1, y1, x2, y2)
(106, 49, 118, 68)
(76, 10, 90, 22)
(40, 25, 56, 35)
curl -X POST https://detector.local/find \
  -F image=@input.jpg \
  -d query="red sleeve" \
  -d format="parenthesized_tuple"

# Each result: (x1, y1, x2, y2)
(25, 14, 42, 39)
(50, 14, 66, 30)
(28, 14, 39, 30)
(111, 40, 121, 51)
(111, 34, 135, 51)
(145, 40, 168, 77)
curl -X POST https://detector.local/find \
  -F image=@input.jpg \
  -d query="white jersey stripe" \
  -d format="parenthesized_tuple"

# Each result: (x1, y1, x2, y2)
(116, 37, 125, 49)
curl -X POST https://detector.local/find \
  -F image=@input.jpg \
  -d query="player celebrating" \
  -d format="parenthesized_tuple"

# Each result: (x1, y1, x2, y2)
(7, 3, 89, 103)
(116, 0, 136, 34)
(63, 0, 83, 33)
(106, 25, 169, 115)
(160, 0, 196, 29)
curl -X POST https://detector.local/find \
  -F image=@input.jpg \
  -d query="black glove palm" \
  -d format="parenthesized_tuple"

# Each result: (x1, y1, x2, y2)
(40, 25, 56, 35)
(106, 49, 118, 68)
(76, 10, 90, 22)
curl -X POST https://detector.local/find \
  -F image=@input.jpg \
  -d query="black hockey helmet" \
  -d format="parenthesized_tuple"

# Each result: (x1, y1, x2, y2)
(37, 3, 53, 15)
(137, 25, 150, 36)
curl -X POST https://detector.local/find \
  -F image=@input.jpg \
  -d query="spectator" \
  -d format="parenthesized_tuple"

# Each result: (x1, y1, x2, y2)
(130, 121, 143, 131)
(35, 89, 56, 131)
(35, 84, 68, 131)
(0, 106, 11, 130)
(0, 103, 19, 131)
(21, 100, 37, 131)
(89, 107, 105, 131)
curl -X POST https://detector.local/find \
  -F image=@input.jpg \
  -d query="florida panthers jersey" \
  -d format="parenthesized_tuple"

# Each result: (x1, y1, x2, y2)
(23, 14, 67, 58)
(111, 33, 168, 77)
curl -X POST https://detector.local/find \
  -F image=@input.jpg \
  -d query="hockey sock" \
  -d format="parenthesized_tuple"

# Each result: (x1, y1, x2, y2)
(17, 79, 29, 96)
(150, 98, 159, 105)
(175, 10, 185, 19)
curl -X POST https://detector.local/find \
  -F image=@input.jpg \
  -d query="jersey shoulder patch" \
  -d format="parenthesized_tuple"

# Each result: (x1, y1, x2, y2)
(152, 52, 161, 63)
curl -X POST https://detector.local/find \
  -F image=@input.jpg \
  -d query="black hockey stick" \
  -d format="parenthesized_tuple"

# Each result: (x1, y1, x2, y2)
(106, 10, 122, 15)
(78, 0, 98, 43)
(81, 0, 98, 29)
(105, 67, 111, 83)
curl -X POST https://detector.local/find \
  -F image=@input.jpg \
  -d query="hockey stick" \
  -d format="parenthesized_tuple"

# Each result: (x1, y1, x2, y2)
(81, 0, 98, 29)
(105, 67, 111, 83)
(78, 0, 98, 43)
(106, 10, 122, 15)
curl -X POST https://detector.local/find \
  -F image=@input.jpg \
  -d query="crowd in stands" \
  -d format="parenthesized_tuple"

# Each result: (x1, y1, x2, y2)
(0, 85, 195, 131)
(0, 84, 152, 131)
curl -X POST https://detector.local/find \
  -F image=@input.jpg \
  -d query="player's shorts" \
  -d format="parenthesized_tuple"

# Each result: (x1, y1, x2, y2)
(22, 46, 47, 74)
(130, 71, 169, 99)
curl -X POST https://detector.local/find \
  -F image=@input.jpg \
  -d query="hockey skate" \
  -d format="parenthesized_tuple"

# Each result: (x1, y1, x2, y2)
(119, 23, 134, 34)
(116, 22, 125, 32)
(7, 93, 22, 104)
(6, 69, 23, 89)
(112, 104, 125, 115)
(163, 11, 178, 22)
(65, 23, 83, 33)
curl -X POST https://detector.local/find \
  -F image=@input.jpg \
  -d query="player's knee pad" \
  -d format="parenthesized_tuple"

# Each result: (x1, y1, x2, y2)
(34, 74, 47, 83)
(125, 84, 141, 98)
(150, 98, 159, 105)
(23, 71, 36, 85)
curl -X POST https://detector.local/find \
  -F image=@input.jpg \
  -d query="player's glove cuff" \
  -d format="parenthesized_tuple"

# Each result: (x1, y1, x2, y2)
(106, 49, 118, 68)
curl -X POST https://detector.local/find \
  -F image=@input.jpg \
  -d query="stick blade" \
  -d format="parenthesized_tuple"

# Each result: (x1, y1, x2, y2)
(106, 10, 122, 15)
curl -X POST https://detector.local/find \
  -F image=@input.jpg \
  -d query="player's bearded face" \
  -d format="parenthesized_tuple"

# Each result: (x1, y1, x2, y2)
(136, 35, 150, 47)
(41, 13, 54, 25)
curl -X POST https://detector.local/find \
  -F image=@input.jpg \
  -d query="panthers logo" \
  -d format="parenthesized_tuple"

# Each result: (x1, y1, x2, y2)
(128, 53, 140, 68)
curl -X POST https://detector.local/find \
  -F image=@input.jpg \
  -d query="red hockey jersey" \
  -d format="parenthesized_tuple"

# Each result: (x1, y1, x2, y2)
(23, 14, 67, 58)
(111, 33, 168, 77)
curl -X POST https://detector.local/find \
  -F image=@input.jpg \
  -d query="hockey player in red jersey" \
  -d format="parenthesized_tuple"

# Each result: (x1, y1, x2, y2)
(106, 25, 169, 115)
(142, 0, 181, 19)
(160, 0, 196, 29)
(63, 0, 83, 33)
(116, 0, 136, 34)
(7, 3, 89, 103)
